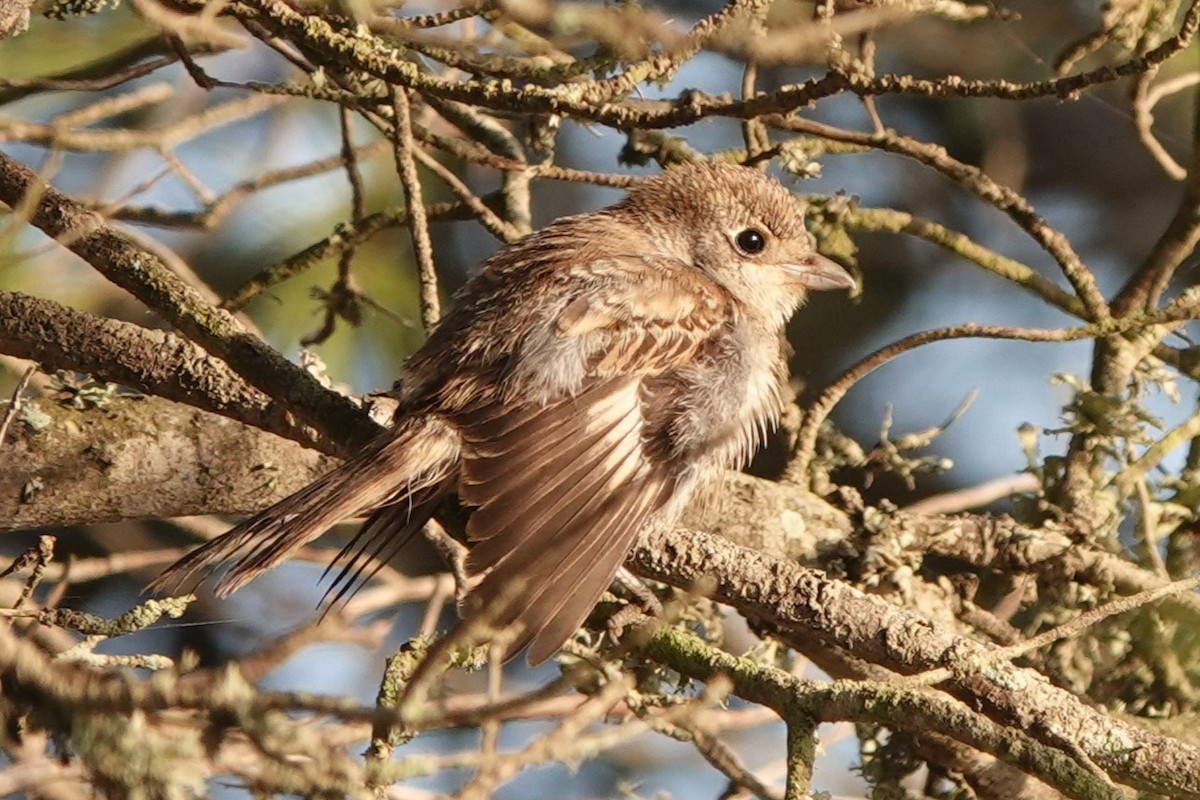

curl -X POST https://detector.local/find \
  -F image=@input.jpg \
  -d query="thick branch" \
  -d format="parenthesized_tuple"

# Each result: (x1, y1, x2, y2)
(2, 396, 331, 530)
(5, 396, 1199, 793)
(2, 395, 1186, 617)
(0, 395, 845, 542)
(0, 290, 326, 453)
(0, 151, 381, 452)
(3, 397, 1196, 795)
(637, 626, 1123, 800)
(629, 527, 1200, 797)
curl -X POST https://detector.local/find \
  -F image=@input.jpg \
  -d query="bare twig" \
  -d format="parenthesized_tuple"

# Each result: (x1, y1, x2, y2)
(391, 87, 441, 331)
(791, 310, 1200, 479)
(0, 364, 35, 449)
(902, 473, 1041, 515)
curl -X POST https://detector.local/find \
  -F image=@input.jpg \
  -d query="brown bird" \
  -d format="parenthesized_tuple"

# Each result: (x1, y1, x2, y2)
(153, 162, 855, 665)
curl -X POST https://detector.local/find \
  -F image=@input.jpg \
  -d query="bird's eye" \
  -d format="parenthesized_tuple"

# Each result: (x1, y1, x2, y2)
(734, 228, 767, 256)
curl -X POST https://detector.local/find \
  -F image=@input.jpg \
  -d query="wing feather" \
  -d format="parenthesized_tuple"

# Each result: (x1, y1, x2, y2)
(463, 380, 642, 555)
(456, 362, 709, 659)
(458, 381, 634, 509)
(523, 484, 666, 664)
(463, 410, 641, 574)
(464, 437, 666, 663)
(449, 266, 738, 663)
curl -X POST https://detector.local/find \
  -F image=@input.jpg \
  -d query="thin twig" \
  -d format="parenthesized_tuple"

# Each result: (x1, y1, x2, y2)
(791, 309, 1200, 479)
(774, 117, 1109, 320)
(902, 573, 1200, 688)
(901, 473, 1041, 515)
(1131, 69, 1187, 180)
(410, 145, 521, 243)
(391, 87, 441, 331)
(0, 364, 35, 449)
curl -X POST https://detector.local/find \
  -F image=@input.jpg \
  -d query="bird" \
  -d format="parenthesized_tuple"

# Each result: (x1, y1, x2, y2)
(152, 162, 855, 665)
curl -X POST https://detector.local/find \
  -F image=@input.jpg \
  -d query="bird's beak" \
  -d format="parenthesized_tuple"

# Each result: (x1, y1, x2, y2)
(781, 252, 857, 292)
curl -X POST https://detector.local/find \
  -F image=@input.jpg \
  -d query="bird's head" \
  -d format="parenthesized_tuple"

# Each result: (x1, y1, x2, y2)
(619, 162, 856, 327)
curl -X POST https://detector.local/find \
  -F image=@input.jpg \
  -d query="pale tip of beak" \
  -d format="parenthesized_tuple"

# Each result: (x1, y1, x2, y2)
(782, 253, 857, 292)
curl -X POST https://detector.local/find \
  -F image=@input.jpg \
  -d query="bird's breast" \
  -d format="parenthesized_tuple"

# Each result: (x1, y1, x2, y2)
(644, 319, 785, 477)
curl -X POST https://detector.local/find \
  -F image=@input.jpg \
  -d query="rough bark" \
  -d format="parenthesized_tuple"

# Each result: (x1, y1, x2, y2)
(2, 396, 330, 530)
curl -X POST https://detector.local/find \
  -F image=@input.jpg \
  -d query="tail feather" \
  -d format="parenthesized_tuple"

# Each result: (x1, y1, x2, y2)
(319, 483, 448, 610)
(149, 415, 459, 598)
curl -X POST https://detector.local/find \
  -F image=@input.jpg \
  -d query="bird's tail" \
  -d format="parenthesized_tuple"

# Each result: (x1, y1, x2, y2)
(149, 415, 460, 599)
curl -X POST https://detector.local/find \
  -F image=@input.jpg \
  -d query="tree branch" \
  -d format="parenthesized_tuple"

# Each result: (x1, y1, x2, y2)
(3, 395, 1196, 795)
(629, 526, 1200, 797)
(0, 291, 327, 453)
(0, 151, 381, 453)
(2, 396, 331, 530)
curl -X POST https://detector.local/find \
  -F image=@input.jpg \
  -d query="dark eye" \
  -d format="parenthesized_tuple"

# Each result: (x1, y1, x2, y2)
(734, 228, 767, 255)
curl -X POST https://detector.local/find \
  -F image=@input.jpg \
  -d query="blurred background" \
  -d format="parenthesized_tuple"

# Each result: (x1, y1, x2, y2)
(2, 1, 1198, 796)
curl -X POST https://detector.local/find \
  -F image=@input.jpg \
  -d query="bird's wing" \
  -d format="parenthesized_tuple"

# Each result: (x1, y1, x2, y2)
(455, 264, 732, 664)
